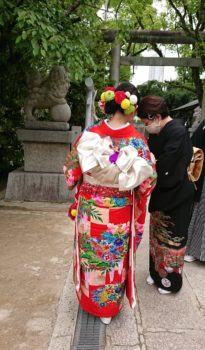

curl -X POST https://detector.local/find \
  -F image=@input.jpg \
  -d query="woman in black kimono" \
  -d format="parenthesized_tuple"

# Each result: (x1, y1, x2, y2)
(138, 95, 195, 294)
(185, 120, 205, 262)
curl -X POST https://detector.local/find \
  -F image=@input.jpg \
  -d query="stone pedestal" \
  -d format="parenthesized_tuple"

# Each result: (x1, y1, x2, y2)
(5, 122, 81, 202)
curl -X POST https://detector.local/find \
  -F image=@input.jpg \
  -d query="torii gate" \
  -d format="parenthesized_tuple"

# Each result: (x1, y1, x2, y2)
(103, 30, 205, 120)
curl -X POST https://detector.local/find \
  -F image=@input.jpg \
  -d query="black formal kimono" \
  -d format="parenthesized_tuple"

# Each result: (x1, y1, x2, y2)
(148, 119, 195, 292)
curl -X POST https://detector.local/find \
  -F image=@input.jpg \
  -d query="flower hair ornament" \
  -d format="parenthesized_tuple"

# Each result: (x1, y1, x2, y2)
(98, 86, 138, 115)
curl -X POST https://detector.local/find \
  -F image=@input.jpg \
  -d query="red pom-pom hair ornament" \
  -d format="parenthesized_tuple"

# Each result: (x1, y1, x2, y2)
(114, 91, 126, 104)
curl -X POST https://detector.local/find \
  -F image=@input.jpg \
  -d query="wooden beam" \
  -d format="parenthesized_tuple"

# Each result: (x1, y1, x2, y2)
(120, 56, 203, 67)
(102, 29, 205, 44)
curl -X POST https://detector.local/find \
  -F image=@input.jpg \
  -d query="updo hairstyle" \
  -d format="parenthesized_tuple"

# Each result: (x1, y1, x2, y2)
(104, 82, 139, 115)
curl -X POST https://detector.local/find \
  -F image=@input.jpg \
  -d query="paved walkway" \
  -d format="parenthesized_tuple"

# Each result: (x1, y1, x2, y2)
(0, 200, 205, 350)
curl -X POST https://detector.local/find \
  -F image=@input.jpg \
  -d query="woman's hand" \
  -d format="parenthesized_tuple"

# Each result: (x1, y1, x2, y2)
(67, 184, 76, 191)
(150, 152, 156, 164)
(67, 176, 83, 191)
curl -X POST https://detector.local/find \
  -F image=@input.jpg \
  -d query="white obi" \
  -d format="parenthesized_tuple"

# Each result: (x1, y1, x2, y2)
(77, 131, 153, 191)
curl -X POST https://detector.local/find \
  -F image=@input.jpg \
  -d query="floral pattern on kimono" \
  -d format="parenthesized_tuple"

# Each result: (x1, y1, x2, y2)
(64, 120, 156, 317)
(150, 211, 185, 277)
(92, 283, 125, 307)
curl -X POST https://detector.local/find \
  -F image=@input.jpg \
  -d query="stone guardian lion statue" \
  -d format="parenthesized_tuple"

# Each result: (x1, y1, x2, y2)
(24, 65, 71, 122)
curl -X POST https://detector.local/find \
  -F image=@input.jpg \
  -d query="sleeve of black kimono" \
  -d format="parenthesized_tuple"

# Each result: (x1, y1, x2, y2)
(156, 126, 192, 188)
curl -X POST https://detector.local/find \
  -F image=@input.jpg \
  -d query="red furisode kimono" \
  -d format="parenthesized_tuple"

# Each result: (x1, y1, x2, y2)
(64, 120, 156, 318)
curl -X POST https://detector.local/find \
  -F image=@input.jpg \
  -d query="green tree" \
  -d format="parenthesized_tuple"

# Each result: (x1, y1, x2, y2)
(102, 0, 205, 104)
(102, 0, 164, 57)
(163, 0, 205, 104)
(0, 0, 103, 79)
(137, 79, 197, 127)
(0, 0, 109, 175)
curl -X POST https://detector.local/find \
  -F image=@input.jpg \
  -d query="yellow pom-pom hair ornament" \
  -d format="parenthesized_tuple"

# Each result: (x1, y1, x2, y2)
(121, 98, 130, 110)
(100, 92, 106, 102)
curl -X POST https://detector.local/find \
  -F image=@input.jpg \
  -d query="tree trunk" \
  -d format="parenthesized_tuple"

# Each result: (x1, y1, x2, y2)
(191, 67, 203, 106)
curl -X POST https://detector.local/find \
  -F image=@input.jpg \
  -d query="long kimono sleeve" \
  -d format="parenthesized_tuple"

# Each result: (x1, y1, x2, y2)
(63, 135, 83, 189)
(134, 139, 157, 248)
(154, 126, 192, 189)
(136, 138, 157, 199)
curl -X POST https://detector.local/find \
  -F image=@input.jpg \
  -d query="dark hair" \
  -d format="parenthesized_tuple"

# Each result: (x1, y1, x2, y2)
(137, 95, 169, 120)
(104, 82, 139, 115)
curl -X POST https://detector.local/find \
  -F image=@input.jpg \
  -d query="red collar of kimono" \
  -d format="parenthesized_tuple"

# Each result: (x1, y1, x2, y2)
(89, 120, 146, 140)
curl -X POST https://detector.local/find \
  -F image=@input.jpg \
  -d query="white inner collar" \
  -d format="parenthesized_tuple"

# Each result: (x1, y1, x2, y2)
(105, 119, 130, 130)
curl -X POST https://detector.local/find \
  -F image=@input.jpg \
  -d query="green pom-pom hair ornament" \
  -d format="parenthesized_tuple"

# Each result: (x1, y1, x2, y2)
(124, 104, 135, 115)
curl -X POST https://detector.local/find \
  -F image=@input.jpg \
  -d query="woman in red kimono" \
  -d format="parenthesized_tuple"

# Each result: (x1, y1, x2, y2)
(64, 82, 156, 324)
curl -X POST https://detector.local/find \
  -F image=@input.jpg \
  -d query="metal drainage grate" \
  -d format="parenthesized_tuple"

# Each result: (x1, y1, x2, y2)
(71, 307, 106, 350)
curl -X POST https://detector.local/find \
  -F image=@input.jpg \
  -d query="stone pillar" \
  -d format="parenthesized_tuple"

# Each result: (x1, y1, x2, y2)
(85, 77, 95, 128)
(5, 122, 81, 202)
(110, 43, 121, 86)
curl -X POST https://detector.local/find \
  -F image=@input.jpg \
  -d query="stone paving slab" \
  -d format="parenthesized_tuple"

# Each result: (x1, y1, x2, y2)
(145, 330, 205, 350)
(48, 264, 78, 349)
(0, 199, 69, 212)
(184, 260, 205, 311)
(105, 298, 140, 349)
(110, 346, 141, 350)
(0, 204, 74, 350)
(136, 274, 205, 331)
